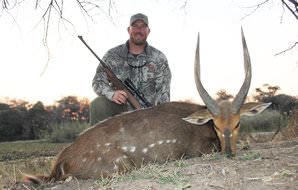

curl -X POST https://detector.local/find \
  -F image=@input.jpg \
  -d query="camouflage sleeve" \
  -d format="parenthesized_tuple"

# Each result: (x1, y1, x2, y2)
(92, 53, 115, 101)
(155, 54, 171, 104)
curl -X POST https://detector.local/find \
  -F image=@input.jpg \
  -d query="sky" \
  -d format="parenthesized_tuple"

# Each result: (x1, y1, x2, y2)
(0, 0, 297, 105)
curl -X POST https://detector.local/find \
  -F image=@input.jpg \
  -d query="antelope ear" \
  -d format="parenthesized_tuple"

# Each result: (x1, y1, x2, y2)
(240, 102, 271, 116)
(182, 108, 213, 125)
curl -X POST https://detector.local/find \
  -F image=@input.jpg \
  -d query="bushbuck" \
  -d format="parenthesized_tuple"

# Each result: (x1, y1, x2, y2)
(24, 29, 270, 183)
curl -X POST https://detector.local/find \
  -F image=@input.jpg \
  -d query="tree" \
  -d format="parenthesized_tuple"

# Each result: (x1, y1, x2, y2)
(215, 89, 234, 102)
(243, 0, 298, 20)
(0, 103, 9, 111)
(2, 0, 296, 36)
(0, 96, 90, 141)
(242, 0, 298, 54)
(1, 0, 118, 42)
(252, 84, 298, 114)
(253, 84, 281, 102)
(0, 102, 31, 141)
(27, 101, 50, 139)
(53, 96, 89, 122)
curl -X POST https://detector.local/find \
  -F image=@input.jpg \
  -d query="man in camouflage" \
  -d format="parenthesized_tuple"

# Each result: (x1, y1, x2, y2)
(90, 13, 171, 124)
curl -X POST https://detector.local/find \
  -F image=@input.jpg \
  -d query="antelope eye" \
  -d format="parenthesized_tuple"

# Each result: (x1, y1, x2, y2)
(235, 122, 240, 129)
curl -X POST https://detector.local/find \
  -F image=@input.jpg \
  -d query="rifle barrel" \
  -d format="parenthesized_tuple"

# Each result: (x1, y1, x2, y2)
(77, 35, 143, 110)
(78, 36, 107, 67)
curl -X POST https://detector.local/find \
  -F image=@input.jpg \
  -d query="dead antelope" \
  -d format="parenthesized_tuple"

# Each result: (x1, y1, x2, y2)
(24, 29, 270, 183)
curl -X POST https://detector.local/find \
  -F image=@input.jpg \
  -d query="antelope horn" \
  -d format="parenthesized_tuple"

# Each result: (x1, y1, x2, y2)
(231, 28, 252, 114)
(194, 33, 221, 116)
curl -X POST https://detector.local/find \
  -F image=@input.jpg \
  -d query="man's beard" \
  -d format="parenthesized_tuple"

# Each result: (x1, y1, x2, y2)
(131, 35, 147, 46)
(132, 39, 146, 46)
(133, 40, 146, 46)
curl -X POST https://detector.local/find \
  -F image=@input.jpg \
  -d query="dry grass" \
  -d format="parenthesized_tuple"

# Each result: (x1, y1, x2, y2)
(0, 141, 68, 189)
(93, 159, 190, 190)
(273, 109, 298, 141)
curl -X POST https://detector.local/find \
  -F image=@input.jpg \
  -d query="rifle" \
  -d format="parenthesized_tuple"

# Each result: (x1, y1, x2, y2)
(124, 78, 152, 107)
(78, 35, 151, 109)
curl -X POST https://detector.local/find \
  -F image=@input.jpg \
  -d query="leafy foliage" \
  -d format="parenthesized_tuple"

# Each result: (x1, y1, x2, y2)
(41, 121, 89, 142)
(0, 103, 31, 141)
(0, 96, 90, 142)
(49, 96, 90, 123)
(252, 84, 298, 115)
(215, 89, 234, 102)
(252, 84, 281, 102)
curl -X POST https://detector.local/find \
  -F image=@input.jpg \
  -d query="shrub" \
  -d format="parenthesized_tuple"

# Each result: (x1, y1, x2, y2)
(41, 121, 89, 143)
(273, 108, 298, 140)
(0, 108, 31, 141)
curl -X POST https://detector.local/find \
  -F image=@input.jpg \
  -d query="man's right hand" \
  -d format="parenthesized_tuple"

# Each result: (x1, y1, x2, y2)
(112, 90, 128, 105)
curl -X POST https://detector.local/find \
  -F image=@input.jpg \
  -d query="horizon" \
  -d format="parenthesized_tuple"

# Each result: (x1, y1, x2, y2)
(1, 88, 297, 107)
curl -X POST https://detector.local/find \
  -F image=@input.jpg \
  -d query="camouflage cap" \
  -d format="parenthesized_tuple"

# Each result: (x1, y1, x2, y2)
(130, 13, 149, 26)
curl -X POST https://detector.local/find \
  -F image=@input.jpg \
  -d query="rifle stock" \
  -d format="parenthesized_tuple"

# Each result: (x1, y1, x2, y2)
(78, 35, 142, 109)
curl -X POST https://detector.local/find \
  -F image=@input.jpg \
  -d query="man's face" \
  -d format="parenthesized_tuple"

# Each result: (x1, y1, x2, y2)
(128, 20, 150, 45)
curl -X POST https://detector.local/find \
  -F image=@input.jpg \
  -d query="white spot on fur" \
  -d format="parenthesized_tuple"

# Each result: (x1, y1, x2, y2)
(157, 140, 164, 145)
(142, 148, 148, 154)
(105, 143, 111, 146)
(89, 150, 94, 154)
(115, 157, 121, 163)
(96, 143, 101, 148)
(97, 157, 102, 161)
(121, 146, 128, 152)
(166, 140, 171, 143)
(114, 155, 128, 165)
(172, 139, 177, 143)
(60, 163, 65, 176)
(120, 127, 125, 133)
(82, 158, 87, 163)
(149, 143, 155, 148)
(122, 146, 136, 152)
(129, 146, 136, 152)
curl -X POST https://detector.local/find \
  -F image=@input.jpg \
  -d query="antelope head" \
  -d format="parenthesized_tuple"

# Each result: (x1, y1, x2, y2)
(183, 28, 271, 157)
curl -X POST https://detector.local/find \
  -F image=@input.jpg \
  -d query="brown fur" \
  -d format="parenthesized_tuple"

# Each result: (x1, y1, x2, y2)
(24, 102, 220, 183)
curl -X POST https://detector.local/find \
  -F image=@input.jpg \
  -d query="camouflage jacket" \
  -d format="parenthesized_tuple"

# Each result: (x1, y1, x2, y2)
(92, 41, 171, 109)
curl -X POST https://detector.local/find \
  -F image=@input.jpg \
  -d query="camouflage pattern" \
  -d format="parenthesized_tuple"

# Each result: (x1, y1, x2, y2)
(92, 41, 171, 110)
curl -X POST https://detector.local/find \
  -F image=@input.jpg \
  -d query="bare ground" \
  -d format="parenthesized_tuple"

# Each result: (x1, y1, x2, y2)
(9, 137, 298, 190)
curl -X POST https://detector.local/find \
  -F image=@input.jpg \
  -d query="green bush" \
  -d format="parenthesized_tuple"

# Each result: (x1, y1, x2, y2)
(41, 122, 90, 143)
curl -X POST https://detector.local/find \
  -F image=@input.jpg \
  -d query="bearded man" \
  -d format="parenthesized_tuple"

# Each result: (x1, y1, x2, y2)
(91, 13, 171, 124)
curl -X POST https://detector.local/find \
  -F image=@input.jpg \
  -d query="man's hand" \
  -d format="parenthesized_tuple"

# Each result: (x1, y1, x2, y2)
(112, 90, 128, 104)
